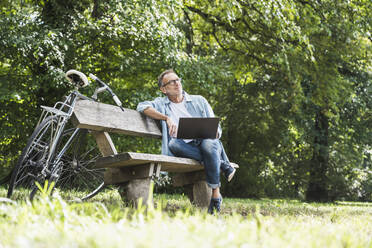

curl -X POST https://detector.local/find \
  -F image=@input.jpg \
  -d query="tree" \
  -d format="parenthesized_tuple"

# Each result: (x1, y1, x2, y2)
(183, 0, 371, 200)
(1, 0, 370, 201)
(0, 0, 186, 176)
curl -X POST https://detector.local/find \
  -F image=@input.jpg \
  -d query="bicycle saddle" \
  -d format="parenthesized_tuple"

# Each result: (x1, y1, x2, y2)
(65, 70, 89, 88)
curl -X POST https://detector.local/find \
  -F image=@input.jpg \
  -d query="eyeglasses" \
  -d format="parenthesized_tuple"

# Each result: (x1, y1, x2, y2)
(161, 78, 182, 87)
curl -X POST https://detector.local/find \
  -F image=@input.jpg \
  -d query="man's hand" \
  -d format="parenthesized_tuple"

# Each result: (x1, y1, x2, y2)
(142, 107, 177, 137)
(166, 117, 177, 137)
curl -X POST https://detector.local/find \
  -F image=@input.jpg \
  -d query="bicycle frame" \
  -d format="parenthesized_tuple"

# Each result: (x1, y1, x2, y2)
(36, 90, 92, 178)
(8, 71, 121, 200)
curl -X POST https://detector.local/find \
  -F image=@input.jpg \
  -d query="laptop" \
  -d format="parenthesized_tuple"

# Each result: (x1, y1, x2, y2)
(177, 117, 220, 139)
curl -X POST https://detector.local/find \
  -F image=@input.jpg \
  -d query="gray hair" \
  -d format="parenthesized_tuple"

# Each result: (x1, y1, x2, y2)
(157, 69, 175, 88)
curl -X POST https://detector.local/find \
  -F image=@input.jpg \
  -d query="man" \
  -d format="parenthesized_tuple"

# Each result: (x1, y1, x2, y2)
(137, 69, 236, 214)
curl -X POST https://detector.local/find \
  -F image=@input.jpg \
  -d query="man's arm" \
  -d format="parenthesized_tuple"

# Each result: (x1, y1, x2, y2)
(143, 106, 167, 121)
(143, 107, 177, 137)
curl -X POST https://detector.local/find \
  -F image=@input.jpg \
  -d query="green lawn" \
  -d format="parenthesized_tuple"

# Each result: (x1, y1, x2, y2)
(0, 186, 371, 248)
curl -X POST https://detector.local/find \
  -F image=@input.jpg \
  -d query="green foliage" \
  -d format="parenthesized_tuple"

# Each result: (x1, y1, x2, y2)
(0, 0, 183, 173)
(182, 0, 372, 201)
(34, 180, 56, 197)
(0, 0, 371, 201)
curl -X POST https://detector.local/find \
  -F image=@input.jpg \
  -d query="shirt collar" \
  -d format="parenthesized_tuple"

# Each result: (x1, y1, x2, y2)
(165, 91, 192, 104)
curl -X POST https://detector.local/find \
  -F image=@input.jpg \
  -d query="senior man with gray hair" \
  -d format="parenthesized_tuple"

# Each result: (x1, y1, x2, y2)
(137, 69, 235, 214)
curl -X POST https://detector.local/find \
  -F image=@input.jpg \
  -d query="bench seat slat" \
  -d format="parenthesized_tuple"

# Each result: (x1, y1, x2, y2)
(96, 152, 205, 173)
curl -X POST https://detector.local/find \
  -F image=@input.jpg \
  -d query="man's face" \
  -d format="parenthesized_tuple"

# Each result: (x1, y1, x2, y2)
(160, 72, 183, 97)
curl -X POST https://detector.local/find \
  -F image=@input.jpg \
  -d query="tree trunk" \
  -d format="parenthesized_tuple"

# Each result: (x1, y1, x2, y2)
(306, 109, 329, 202)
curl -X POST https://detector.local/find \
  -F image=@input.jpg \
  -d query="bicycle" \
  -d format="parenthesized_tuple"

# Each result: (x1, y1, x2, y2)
(7, 70, 124, 200)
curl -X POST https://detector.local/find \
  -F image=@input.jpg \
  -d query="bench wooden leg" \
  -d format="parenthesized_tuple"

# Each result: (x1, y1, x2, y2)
(110, 163, 161, 207)
(184, 184, 194, 202)
(118, 178, 152, 207)
(188, 181, 212, 208)
(173, 171, 212, 208)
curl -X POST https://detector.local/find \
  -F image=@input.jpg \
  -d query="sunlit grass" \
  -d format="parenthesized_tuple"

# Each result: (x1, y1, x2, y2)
(0, 186, 371, 247)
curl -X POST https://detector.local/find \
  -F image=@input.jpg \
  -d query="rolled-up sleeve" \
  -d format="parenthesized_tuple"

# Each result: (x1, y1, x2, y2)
(137, 96, 166, 115)
(137, 100, 156, 113)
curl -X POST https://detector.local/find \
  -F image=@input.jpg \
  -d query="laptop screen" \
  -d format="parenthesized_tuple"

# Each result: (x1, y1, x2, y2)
(176, 117, 219, 139)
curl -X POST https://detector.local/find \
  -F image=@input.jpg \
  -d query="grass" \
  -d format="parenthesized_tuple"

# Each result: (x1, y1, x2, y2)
(0, 185, 371, 248)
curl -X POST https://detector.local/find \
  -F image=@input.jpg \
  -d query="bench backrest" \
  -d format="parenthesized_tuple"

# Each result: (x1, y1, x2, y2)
(72, 100, 162, 139)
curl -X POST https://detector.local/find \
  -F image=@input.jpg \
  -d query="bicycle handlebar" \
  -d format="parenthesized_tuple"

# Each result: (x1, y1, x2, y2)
(89, 73, 124, 111)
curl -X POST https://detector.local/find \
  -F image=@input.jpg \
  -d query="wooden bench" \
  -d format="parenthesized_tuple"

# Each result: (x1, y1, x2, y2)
(72, 100, 238, 207)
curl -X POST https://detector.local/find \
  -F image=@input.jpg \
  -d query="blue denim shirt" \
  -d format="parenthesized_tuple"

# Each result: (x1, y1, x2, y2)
(137, 91, 222, 156)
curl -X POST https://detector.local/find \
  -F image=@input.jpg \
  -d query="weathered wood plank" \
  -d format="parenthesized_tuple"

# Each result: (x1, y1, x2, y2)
(154, 163, 161, 177)
(72, 100, 162, 138)
(96, 152, 204, 173)
(92, 131, 117, 156)
(172, 170, 206, 187)
(104, 163, 155, 184)
(91, 131, 117, 185)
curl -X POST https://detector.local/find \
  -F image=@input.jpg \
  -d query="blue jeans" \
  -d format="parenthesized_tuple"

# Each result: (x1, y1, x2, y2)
(168, 138, 232, 189)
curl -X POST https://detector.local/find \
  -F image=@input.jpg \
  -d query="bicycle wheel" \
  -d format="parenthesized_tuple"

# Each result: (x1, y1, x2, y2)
(51, 128, 105, 200)
(7, 116, 58, 198)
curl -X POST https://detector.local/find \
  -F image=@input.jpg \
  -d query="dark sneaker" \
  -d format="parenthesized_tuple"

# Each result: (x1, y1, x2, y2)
(223, 165, 236, 182)
(227, 168, 236, 182)
(208, 196, 223, 214)
(221, 160, 238, 182)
